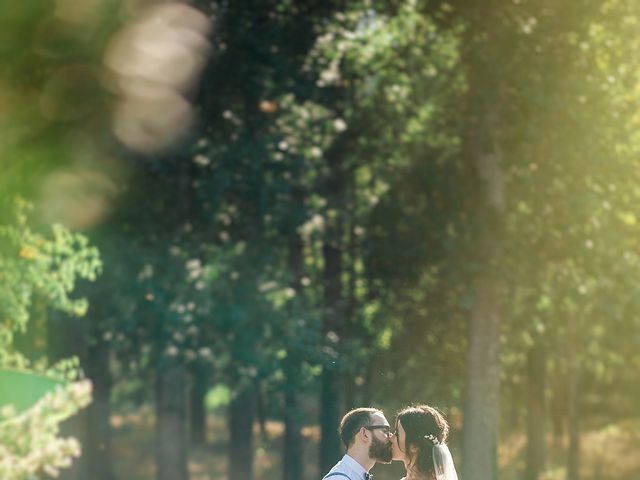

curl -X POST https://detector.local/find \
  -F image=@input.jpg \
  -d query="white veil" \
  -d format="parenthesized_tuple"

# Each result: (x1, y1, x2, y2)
(432, 443, 458, 480)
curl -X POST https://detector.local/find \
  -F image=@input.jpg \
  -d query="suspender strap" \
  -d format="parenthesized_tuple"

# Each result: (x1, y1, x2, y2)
(324, 473, 353, 480)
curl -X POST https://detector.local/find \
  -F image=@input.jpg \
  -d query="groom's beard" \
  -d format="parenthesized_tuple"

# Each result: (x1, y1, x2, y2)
(369, 435, 393, 463)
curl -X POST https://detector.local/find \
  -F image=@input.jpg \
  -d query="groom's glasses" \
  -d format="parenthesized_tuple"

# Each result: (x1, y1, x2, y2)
(364, 425, 392, 436)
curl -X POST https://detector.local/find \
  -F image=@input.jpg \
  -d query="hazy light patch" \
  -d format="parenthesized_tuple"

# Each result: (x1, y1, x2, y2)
(53, 0, 106, 26)
(39, 169, 118, 229)
(40, 65, 103, 121)
(104, 2, 212, 154)
(0, 86, 47, 150)
(112, 87, 193, 153)
(33, 14, 96, 59)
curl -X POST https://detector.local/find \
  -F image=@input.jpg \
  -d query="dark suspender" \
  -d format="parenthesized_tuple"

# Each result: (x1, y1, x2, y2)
(323, 473, 352, 480)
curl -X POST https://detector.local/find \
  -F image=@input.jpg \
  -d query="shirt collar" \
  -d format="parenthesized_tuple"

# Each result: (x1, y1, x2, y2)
(342, 454, 368, 478)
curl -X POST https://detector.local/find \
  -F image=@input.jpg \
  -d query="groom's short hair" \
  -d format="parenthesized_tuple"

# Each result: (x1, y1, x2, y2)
(339, 407, 381, 449)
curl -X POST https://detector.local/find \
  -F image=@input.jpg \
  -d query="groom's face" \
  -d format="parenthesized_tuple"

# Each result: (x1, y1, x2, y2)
(367, 412, 393, 463)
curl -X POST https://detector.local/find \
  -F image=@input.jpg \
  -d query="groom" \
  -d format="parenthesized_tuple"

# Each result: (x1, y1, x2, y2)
(322, 407, 393, 480)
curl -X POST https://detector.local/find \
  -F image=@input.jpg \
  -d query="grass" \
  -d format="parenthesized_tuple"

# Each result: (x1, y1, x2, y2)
(111, 408, 325, 480)
(111, 409, 640, 480)
(498, 419, 640, 480)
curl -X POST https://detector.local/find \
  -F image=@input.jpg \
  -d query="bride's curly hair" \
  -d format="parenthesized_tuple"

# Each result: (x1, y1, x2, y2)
(396, 405, 449, 478)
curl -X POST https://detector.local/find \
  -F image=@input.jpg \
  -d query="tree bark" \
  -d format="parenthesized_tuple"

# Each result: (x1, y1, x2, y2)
(460, 5, 506, 479)
(343, 376, 357, 415)
(462, 276, 502, 480)
(319, 140, 348, 472)
(228, 384, 257, 480)
(48, 312, 89, 480)
(190, 368, 207, 445)
(320, 238, 344, 472)
(319, 366, 341, 472)
(283, 231, 305, 480)
(256, 381, 268, 441)
(567, 320, 581, 480)
(526, 342, 546, 480)
(156, 364, 189, 480)
(283, 380, 304, 480)
(550, 370, 566, 458)
(85, 336, 115, 480)
(343, 206, 359, 412)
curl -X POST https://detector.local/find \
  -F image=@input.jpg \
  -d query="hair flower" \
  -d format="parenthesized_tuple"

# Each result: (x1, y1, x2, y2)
(424, 433, 439, 445)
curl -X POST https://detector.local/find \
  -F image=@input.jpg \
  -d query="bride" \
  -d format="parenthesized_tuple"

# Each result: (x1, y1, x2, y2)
(391, 405, 459, 480)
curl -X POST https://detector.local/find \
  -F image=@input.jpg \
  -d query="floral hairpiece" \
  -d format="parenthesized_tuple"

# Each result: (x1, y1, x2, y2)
(424, 433, 439, 445)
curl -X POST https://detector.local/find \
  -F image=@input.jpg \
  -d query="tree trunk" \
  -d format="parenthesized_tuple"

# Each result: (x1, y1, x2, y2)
(320, 237, 344, 472)
(319, 366, 341, 471)
(343, 207, 359, 412)
(190, 368, 207, 445)
(319, 139, 348, 472)
(283, 231, 305, 480)
(229, 384, 257, 480)
(462, 276, 502, 480)
(283, 381, 304, 480)
(460, 5, 506, 478)
(256, 381, 268, 441)
(343, 376, 357, 414)
(58, 412, 89, 480)
(567, 323, 581, 480)
(48, 312, 89, 480)
(526, 342, 546, 480)
(550, 369, 566, 459)
(156, 364, 189, 480)
(85, 336, 115, 480)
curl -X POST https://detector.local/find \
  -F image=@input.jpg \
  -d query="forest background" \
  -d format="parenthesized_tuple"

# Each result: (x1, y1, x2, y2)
(1, 1, 639, 480)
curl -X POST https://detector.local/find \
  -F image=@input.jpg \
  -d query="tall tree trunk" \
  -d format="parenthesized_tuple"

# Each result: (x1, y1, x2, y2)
(462, 276, 502, 480)
(343, 204, 359, 412)
(320, 239, 344, 471)
(343, 376, 356, 414)
(229, 384, 257, 480)
(283, 231, 304, 480)
(319, 366, 341, 471)
(526, 342, 546, 480)
(190, 367, 207, 445)
(256, 381, 268, 441)
(283, 376, 304, 480)
(58, 412, 89, 480)
(319, 141, 348, 472)
(156, 364, 189, 480)
(49, 312, 89, 480)
(460, 5, 506, 479)
(85, 336, 115, 480)
(550, 369, 566, 459)
(567, 319, 581, 480)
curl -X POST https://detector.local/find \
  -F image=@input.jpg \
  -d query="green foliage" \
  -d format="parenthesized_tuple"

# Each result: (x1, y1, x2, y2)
(205, 384, 232, 411)
(0, 199, 100, 478)
(0, 380, 92, 480)
(492, 0, 640, 422)
(22, 3, 637, 477)
(0, 199, 101, 364)
(297, 1, 469, 405)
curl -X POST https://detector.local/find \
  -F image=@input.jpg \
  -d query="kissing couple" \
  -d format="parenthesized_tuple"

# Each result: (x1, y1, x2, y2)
(322, 405, 458, 480)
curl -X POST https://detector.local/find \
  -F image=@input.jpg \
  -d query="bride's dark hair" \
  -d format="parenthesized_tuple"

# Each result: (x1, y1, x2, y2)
(396, 405, 449, 478)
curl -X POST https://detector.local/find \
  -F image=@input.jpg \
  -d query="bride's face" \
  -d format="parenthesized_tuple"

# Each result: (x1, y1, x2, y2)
(391, 418, 407, 461)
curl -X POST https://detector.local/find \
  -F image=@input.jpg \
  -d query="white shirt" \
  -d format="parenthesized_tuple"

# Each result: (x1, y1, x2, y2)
(322, 454, 369, 480)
